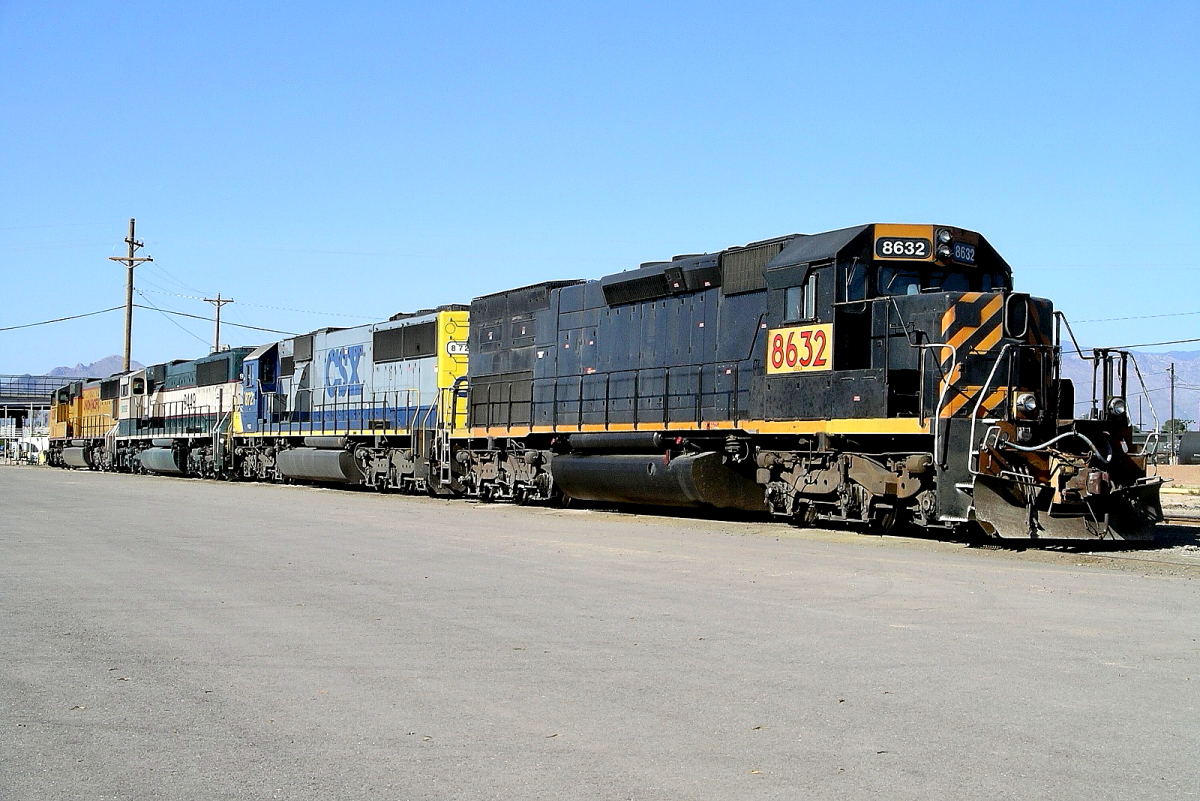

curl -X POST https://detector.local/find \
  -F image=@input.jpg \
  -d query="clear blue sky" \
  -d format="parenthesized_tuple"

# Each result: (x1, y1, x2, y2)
(2, 1, 1197, 375)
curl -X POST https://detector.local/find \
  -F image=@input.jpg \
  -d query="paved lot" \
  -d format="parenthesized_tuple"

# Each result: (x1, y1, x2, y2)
(2, 466, 1198, 800)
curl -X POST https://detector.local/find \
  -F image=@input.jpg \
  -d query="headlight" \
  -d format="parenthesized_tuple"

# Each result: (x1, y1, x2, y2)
(1108, 397, 1127, 417)
(1016, 393, 1038, 414)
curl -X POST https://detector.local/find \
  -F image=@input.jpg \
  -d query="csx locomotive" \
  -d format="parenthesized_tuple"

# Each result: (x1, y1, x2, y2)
(48, 223, 1164, 540)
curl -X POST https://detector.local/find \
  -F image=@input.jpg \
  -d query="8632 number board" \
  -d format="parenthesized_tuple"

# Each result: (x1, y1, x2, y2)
(766, 324, 832, 375)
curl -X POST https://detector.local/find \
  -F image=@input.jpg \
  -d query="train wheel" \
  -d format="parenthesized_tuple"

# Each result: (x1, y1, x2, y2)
(869, 505, 900, 536)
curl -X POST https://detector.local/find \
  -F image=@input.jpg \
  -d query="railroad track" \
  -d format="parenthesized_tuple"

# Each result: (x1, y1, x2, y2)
(1161, 513, 1200, 527)
(987, 514, 1200, 570)
(1048, 513, 1200, 570)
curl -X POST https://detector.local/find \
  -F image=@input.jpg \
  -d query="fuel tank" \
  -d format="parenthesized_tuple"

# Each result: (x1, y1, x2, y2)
(550, 452, 766, 511)
(139, 447, 185, 475)
(275, 448, 364, 483)
(567, 432, 665, 453)
(303, 437, 348, 449)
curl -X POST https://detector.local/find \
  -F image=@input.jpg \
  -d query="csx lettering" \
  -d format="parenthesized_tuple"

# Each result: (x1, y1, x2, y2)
(325, 345, 364, 398)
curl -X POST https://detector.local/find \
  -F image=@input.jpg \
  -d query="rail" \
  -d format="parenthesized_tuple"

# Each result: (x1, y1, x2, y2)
(474, 367, 746, 431)
(1125, 353, 1161, 461)
(135, 401, 218, 437)
(256, 386, 429, 436)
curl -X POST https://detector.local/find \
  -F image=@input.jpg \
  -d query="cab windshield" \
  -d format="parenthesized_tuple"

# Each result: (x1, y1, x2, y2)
(876, 265, 1009, 295)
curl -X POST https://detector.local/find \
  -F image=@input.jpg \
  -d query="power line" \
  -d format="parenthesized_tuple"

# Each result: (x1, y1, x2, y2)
(0, 221, 108, 231)
(140, 261, 207, 296)
(1110, 336, 1200, 350)
(138, 288, 381, 319)
(0, 298, 296, 338)
(0, 305, 124, 332)
(135, 293, 210, 347)
(238, 299, 385, 319)
(1017, 267, 1200, 273)
(133, 296, 295, 335)
(1067, 335, 1200, 352)
(1074, 310, 1200, 324)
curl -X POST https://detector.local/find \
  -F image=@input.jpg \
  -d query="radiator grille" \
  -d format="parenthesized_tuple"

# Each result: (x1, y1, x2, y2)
(197, 357, 229, 387)
(721, 242, 784, 295)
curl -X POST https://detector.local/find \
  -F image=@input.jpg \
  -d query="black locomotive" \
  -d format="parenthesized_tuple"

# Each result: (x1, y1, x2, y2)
(460, 223, 1162, 539)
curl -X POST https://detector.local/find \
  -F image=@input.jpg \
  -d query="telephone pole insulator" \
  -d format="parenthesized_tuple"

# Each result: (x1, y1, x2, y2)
(203, 293, 235, 353)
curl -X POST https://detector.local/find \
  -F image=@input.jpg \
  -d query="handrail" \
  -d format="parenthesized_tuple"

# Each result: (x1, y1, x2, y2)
(967, 343, 1014, 475)
(446, 376, 468, 432)
(922, 343, 957, 468)
(1126, 352, 1161, 451)
(1054, 311, 1090, 360)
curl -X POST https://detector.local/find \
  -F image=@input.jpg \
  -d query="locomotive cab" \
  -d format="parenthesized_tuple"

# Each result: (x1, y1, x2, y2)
(762, 224, 1015, 423)
(238, 342, 281, 434)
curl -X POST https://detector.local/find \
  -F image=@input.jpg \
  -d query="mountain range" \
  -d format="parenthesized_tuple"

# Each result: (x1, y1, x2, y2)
(46, 355, 144, 378)
(1062, 350, 1200, 431)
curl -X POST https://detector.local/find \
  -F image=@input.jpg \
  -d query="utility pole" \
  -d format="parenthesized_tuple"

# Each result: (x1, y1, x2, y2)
(203, 293, 234, 353)
(108, 219, 153, 372)
(1169, 362, 1177, 465)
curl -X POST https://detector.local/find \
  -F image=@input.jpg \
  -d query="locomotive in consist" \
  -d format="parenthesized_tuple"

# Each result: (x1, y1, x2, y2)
(48, 350, 252, 473)
(48, 223, 1163, 541)
(232, 306, 470, 489)
(47, 376, 120, 469)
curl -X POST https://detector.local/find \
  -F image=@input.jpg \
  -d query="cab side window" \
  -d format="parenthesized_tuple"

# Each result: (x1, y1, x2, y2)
(845, 261, 867, 301)
(785, 272, 818, 322)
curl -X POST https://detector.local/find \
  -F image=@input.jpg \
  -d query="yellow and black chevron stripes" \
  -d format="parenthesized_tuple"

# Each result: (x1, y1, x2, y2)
(938, 292, 1008, 418)
(940, 385, 1009, 419)
(939, 292, 1005, 363)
